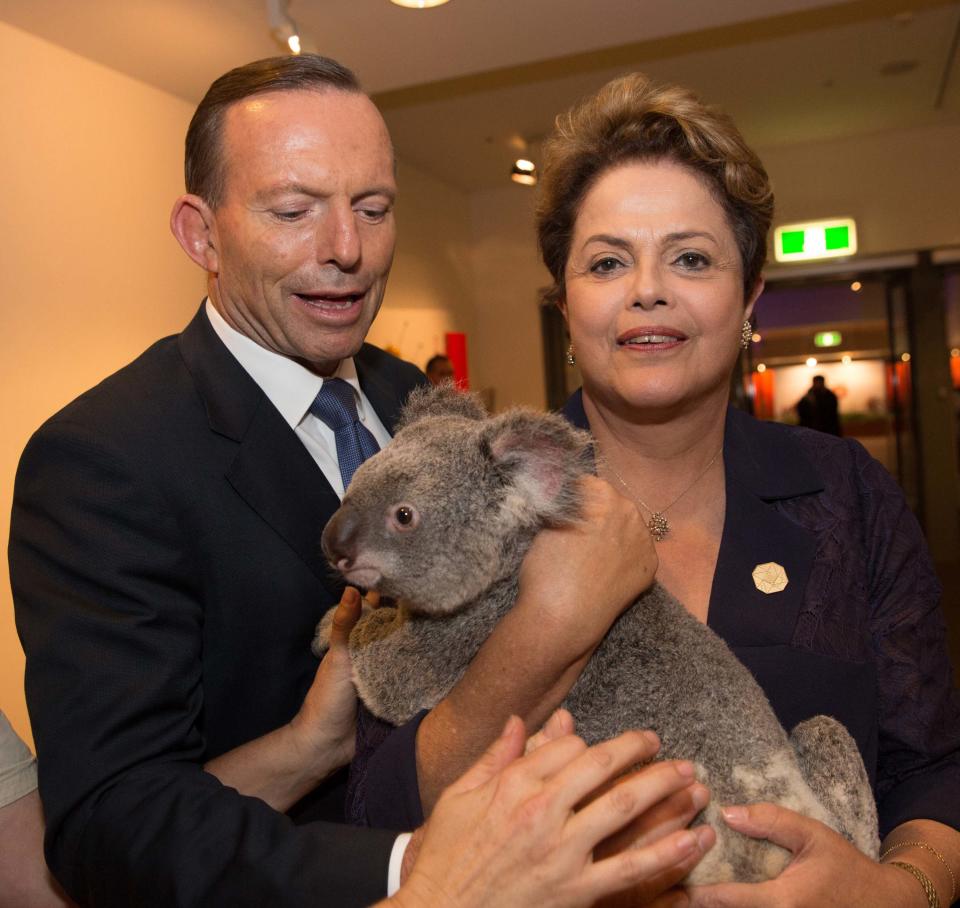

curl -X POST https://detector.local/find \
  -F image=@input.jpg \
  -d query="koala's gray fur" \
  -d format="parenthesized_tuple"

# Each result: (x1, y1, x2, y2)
(315, 385, 879, 884)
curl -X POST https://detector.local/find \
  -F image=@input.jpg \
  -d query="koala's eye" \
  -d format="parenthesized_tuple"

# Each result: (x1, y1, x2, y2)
(388, 503, 420, 532)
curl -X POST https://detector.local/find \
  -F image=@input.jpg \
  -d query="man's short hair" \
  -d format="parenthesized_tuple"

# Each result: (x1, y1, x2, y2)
(425, 355, 451, 373)
(185, 54, 361, 208)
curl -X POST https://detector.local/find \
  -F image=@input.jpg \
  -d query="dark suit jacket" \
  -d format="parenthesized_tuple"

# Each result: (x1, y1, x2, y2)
(10, 305, 427, 907)
(354, 390, 960, 840)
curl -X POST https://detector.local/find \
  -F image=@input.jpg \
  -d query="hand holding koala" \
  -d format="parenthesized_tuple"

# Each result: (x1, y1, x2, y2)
(315, 385, 879, 885)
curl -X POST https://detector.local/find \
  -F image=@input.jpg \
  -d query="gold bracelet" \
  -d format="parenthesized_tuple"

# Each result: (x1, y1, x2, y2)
(881, 841, 957, 903)
(889, 861, 941, 908)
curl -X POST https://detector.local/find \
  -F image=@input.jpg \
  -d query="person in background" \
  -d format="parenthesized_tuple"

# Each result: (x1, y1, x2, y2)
(0, 710, 74, 907)
(796, 374, 842, 436)
(424, 353, 455, 386)
(352, 71, 960, 908)
(11, 53, 700, 907)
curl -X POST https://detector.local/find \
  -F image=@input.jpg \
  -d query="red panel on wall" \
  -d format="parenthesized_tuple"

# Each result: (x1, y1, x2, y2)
(445, 332, 469, 389)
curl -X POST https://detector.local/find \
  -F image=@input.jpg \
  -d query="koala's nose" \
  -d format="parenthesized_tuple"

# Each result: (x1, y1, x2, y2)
(322, 505, 360, 571)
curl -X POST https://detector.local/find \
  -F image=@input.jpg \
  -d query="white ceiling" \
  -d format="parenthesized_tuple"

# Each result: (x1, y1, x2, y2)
(1, 0, 958, 191)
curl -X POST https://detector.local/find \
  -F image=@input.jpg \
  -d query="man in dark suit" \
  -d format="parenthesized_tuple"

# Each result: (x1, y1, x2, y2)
(9, 54, 679, 908)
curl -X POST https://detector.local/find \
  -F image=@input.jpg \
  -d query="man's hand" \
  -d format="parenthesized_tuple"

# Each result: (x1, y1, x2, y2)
(288, 586, 363, 773)
(205, 588, 362, 811)
(390, 717, 712, 908)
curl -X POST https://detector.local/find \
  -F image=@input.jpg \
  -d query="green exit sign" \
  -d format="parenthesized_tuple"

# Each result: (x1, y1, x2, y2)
(814, 331, 842, 348)
(774, 218, 857, 263)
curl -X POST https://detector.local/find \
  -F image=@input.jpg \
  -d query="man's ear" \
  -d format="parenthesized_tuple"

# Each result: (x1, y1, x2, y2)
(170, 194, 219, 272)
(744, 277, 764, 322)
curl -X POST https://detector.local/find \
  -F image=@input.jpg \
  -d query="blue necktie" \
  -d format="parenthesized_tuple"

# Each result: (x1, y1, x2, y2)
(309, 378, 381, 489)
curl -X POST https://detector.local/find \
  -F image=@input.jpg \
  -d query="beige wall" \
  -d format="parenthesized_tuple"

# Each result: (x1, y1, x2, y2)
(764, 121, 960, 256)
(0, 22, 204, 747)
(467, 185, 548, 410)
(369, 161, 478, 379)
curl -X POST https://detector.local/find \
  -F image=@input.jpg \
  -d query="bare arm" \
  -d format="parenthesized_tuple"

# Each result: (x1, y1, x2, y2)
(416, 477, 657, 810)
(0, 789, 75, 908)
(204, 589, 362, 811)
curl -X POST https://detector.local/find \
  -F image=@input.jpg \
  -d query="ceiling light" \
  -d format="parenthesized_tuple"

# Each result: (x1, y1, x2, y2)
(751, 332, 762, 343)
(850, 281, 862, 292)
(842, 354, 852, 365)
(901, 352, 911, 362)
(511, 158, 537, 186)
(267, 0, 301, 54)
(756, 363, 766, 373)
(390, 0, 452, 7)
(806, 357, 818, 368)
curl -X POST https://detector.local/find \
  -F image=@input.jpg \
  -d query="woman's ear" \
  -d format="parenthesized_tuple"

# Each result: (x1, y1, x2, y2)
(744, 277, 764, 322)
(170, 194, 219, 273)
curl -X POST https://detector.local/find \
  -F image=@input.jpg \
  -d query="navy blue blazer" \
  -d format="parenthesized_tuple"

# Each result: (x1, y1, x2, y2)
(11, 305, 426, 907)
(354, 390, 960, 840)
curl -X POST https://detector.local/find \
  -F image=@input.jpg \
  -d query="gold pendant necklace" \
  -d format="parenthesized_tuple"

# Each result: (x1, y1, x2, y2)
(603, 447, 722, 543)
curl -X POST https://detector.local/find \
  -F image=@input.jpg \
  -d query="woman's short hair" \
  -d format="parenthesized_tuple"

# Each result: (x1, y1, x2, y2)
(537, 73, 773, 304)
(185, 54, 361, 208)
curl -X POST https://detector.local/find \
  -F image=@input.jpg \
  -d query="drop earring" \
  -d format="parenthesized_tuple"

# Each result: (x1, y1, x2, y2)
(741, 320, 753, 350)
(566, 344, 576, 366)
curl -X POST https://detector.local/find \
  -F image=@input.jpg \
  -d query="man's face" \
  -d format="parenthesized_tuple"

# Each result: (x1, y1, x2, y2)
(206, 89, 397, 374)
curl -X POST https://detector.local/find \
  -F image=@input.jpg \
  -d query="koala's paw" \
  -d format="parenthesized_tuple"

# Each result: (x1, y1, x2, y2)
(311, 610, 336, 657)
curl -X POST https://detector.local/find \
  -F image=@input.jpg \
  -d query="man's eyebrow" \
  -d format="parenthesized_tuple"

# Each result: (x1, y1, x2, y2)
(355, 185, 397, 203)
(251, 183, 397, 204)
(251, 183, 318, 203)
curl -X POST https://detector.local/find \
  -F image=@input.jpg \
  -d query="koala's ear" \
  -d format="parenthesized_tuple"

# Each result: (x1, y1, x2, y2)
(482, 409, 593, 522)
(396, 383, 487, 431)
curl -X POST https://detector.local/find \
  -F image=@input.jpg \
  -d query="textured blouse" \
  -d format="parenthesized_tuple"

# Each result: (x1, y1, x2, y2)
(349, 395, 960, 838)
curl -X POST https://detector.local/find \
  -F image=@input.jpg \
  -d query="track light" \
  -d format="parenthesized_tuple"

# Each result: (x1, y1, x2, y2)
(267, 0, 302, 54)
(511, 158, 537, 186)
(391, 0, 453, 7)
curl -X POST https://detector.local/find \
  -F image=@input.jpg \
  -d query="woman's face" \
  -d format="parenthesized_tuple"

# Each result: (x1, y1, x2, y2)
(561, 159, 762, 418)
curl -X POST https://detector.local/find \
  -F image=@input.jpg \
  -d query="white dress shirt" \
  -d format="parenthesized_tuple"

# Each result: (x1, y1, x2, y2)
(205, 300, 392, 498)
(205, 300, 410, 891)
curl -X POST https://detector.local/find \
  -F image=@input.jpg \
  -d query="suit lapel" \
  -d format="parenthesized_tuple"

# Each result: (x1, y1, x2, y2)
(707, 408, 824, 646)
(355, 344, 406, 432)
(178, 306, 342, 587)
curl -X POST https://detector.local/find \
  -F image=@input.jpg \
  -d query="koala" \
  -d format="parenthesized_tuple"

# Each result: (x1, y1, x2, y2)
(315, 384, 879, 885)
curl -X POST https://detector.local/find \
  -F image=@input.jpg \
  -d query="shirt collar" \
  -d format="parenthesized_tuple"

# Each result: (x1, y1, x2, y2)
(204, 299, 366, 430)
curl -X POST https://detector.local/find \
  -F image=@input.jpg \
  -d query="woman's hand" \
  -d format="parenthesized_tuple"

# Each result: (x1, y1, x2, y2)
(205, 587, 362, 811)
(517, 475, 657, 663)
(392, 717, 712, 908)
(684, 804, 926, 908)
